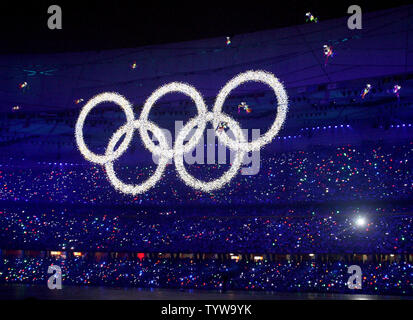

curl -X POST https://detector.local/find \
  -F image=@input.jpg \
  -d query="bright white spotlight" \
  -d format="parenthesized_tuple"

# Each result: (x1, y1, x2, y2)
(355, 216, 366, 227)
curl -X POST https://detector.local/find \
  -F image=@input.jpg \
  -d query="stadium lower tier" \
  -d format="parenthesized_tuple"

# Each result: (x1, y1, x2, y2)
(1, 207, 412, 253)
(0, 256, 412, 295)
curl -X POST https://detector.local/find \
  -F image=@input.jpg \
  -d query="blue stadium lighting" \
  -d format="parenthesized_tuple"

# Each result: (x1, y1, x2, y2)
(301, 124, 351, 131)
(391, 124, 412, 128)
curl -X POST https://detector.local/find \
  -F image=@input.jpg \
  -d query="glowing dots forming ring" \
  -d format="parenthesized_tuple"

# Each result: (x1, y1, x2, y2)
(75, 92, 135, 165)
(174, 112, 246, 192)
(212, 70, 288, 152)
(75, 70, 289, 194)
(139, 82, 208, 158)
(104, 120, 170, 195)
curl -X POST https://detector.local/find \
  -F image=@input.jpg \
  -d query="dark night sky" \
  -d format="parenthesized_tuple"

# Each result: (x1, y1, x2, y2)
(0, 0, 410, 53)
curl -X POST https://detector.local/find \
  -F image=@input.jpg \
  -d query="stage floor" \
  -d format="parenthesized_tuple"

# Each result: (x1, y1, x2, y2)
(0, 284, 411, 300)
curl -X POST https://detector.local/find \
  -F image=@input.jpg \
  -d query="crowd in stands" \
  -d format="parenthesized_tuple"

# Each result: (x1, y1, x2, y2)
(0, 256, 411, 295)
(0, 141, 412, 295)
(0, 206, 412, 253)
(0, 142, 411, 206)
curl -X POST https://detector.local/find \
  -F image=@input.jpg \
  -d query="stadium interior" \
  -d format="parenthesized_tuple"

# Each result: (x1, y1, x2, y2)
(0, 3, 412, 299)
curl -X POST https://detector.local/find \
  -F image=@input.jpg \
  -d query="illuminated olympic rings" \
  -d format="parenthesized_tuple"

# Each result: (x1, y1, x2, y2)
(75, 70, 288, 194)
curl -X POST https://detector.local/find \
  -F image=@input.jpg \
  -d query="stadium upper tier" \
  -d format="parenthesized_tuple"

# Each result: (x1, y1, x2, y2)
(1, 141, 411, 206)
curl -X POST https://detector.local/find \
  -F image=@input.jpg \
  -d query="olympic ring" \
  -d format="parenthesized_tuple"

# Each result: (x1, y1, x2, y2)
(75, 70, 288, 195)
(75, 92, 135, 165)
(104, 120, 170, 195)
(212, 70, 288, 152)
(174, 112, 246, 192)
(139, 82, 208, 158)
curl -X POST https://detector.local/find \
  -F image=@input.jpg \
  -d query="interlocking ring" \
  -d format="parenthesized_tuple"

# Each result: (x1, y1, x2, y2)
(139, 82, 208, 158)
(75, 92, 135, 165)
(212, 70, 288, 152)
(174, 112, 246, 192)
(75, 70, 288, 195)
(104, 120, 170, 195)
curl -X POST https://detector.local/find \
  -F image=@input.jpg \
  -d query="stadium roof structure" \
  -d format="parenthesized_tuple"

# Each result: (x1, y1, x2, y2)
(0, 4, 412, 163)
(1, 4, 412, 111)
